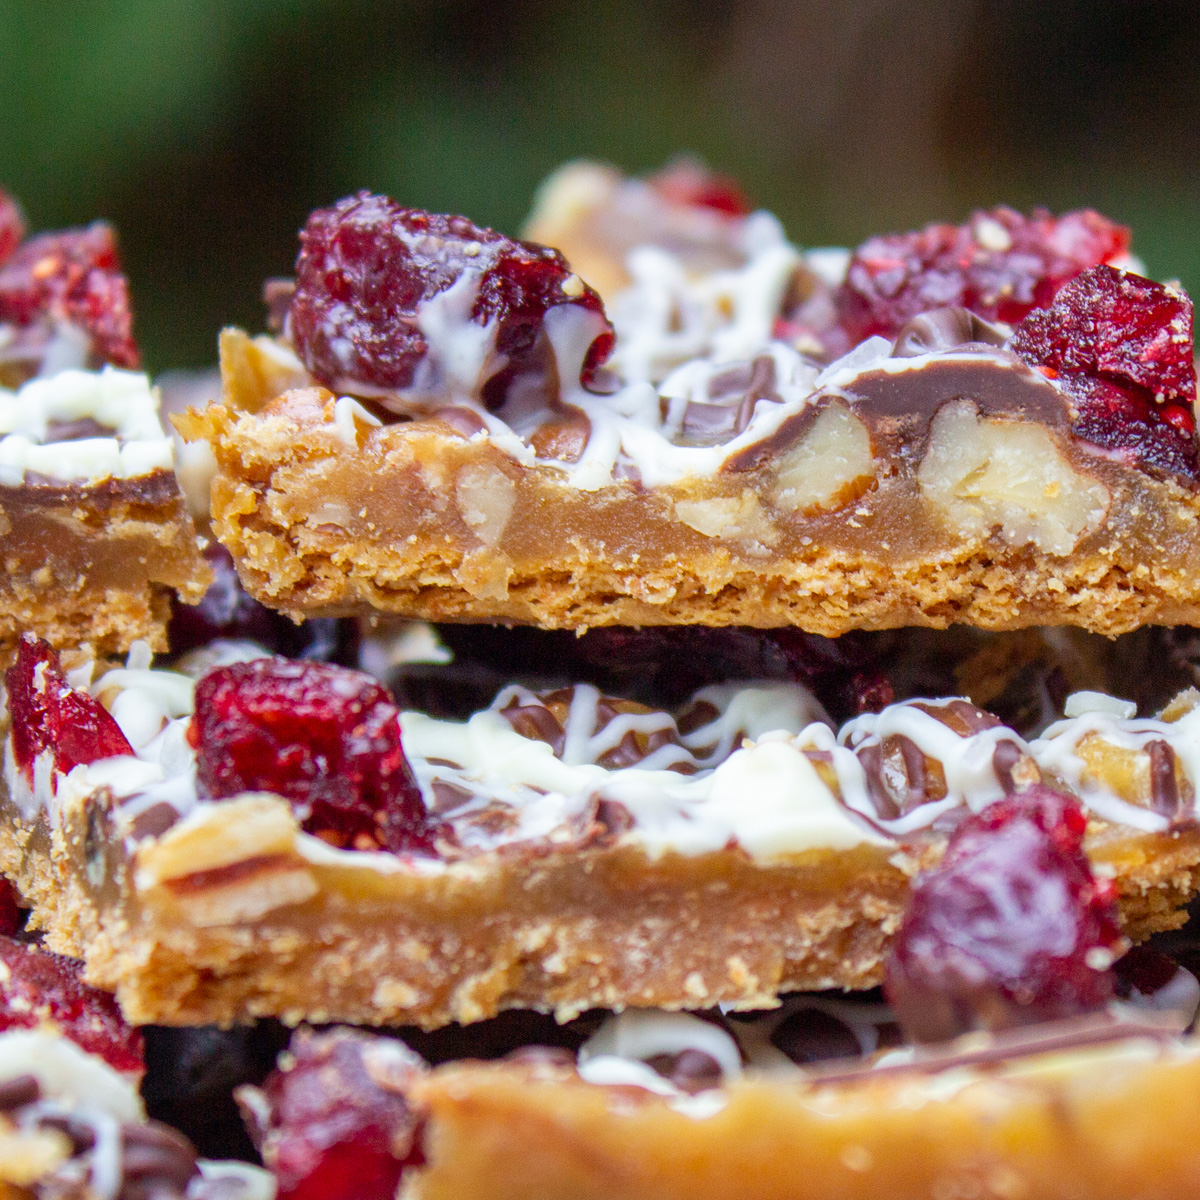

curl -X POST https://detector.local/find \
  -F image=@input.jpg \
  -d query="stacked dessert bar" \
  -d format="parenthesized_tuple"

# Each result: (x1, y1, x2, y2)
(6, 163, 1200, 1197)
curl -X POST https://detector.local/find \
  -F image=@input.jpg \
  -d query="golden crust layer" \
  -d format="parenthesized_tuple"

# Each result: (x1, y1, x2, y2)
(0, 475, 210, 660)
(0, 790, 911, 1028)
(184, 331, 1200, 637)
(3, 777, 1199, 1029)
(406, 1043, 1200, 1200)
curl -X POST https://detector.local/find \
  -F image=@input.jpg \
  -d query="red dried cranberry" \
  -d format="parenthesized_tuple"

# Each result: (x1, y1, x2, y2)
(1011, 264, 1194, 403)
(0, 936, 144, 1074)
(650, 161, 753, 218)
(287, 192, 613, 402)
(884, 785, 1123, 1042)
(835, 207, 1129, 346)
(0, 222, 139, 368)
(5, 636, 133, 785)
(1008, 264, 1198, 477)
(0, 188, 24, 267)
(240, 1028, 423, 1200)
(189, 658, 428, 852)
(0, 880, 21, 938)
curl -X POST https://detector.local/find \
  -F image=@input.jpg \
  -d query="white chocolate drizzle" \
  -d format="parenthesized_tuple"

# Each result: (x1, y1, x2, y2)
(5, 650, 1196, 869)
(0, 367, 174, 485)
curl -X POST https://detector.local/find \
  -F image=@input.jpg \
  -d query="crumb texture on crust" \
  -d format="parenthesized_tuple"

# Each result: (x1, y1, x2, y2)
(183, 335, 1200, 637)
(407, 1053, 1200, 1200)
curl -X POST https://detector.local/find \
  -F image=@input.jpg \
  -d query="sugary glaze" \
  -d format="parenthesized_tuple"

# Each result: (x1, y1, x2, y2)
(10, 644, 1200, 866)
(4, 646, 1200, 1027)
(0, 368, 172, 486)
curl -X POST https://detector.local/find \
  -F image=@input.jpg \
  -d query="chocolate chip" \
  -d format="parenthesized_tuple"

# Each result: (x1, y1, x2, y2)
(128, 803, 180, 841)
(992, 739, 1026, 793)
(44, 417, 116, 442)
(1147, 739, 1189, 823)
(436, 406, 488, 438)
(40, 1114, 97, 1153)
(121, 1121, 198, 1187)
(500, 702, 566, 756)
(529, 408, 591, 462)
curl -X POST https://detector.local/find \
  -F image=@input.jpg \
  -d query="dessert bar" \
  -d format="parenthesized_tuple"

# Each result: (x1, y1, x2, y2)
(4, 634, 1200, 1028)
(184, 170, 1200, 635)
(0, 189, 209, 660)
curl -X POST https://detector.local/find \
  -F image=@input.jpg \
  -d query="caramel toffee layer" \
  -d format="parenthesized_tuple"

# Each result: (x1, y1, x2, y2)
(402, 1024, 1200, 1200)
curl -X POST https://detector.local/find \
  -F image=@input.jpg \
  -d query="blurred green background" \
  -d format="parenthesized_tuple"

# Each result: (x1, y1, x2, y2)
(2, 0, 1198, 369)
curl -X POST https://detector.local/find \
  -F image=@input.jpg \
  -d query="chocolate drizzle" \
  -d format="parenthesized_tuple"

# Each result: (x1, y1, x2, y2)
(1146, 739, 1192, 825)
(676, 354, 781, 448)
(810, 1010, 1184, 1086)
(890, 307, 1007, 358)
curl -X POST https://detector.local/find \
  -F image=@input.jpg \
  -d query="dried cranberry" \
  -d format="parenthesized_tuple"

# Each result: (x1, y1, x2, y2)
(1009, 264, 1198, 477)
(0, 936, 143, 1074)
(884, 785, 1123, 1042)
(650, 160, 753, 218)
(835, 207, 1129, 346)
(240, 1028, 423, 1200)
(5, 636, 133, 785)
(287, 192, 613, 403)
(189, 658, 428, 852)
(0, 188, 24, 267)
(0, 222, 139, 368)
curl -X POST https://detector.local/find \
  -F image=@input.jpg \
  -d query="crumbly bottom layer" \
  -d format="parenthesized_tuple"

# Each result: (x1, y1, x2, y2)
(0, 582, 172, 662)
(222, 527, 1200, 638)
(0, 807, 913, 1027)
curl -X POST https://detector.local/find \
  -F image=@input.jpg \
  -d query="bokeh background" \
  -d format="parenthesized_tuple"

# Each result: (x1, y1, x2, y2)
(2, 0, 1197, 369)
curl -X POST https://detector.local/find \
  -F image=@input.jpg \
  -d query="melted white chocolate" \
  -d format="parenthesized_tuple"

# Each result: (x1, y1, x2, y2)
(0, 367, 174, 485)
(4, 649, 1193, 869)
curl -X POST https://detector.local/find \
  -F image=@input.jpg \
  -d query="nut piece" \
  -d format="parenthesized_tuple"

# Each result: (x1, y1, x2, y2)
(135, 794, 299, 886)
(456, 463, 516, 548)
(918, 400, 1110, 555)
(673, 489, 777, 546)
(770, 401, 875, 514)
